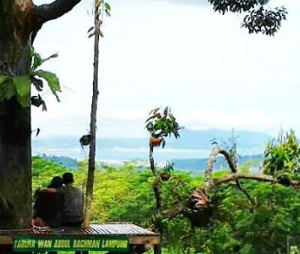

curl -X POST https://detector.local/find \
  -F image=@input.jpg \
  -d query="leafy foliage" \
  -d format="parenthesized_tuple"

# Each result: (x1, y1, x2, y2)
(30, 50, 61, 107)
(242, 6, 287, 36)
(145, 107, 183, 148)
(208, 0, 287, 36)
(0, 78, 16, 101)
(32, 156, 69, 192)
(161, 162, 174, 174)
(208, 0, 262, 14)
(263, 130, 300, 183)
(87, 0, 111, 38)
(32, 156, 300, 254)
(0, 49, 60, 109)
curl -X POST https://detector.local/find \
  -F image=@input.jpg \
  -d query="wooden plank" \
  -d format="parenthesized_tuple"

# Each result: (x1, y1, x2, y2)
(0, 236, 12, 245)
(129, 236, 160, 246)
(0, 224, 158, 237)
(154, 244, 162, 254)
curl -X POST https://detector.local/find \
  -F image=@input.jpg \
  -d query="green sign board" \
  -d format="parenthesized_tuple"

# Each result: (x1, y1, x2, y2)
(13, 236, 129, 252)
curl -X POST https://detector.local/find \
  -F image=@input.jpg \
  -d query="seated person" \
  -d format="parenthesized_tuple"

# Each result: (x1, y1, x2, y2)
(61, 172, 84, 227)
(33, 176, 64, 228)
(41, 173, 84, 227)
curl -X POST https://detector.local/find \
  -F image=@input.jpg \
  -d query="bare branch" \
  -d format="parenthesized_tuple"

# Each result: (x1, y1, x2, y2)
(35, 0, 81, 24)
(204, 146, 256, 205)
(160, 203, 186, 220)
(235, 180, 256, 206)
(205, 146, 237, 188)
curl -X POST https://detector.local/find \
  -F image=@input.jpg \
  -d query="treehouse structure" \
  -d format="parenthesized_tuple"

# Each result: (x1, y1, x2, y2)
(0, 223, 160, 254)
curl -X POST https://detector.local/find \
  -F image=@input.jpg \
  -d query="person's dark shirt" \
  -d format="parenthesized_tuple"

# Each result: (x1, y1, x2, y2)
(33, 190, 64, 227)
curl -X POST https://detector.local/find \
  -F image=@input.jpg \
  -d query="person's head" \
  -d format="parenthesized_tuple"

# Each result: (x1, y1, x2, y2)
(48, 176, 63, 188)
(62, 172, 74, 185)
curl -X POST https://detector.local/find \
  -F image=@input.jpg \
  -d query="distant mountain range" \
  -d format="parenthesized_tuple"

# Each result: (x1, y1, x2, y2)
(172, 154, 263, 172)
(41, 153, 264, 174)
(32, 128, 272, 161)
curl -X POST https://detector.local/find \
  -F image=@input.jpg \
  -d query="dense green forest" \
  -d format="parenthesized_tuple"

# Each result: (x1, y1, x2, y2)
(33, 154, 300, 254)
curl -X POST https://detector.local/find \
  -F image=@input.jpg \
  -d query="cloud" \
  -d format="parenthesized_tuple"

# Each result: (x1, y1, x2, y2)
(32, 0, 300, 140)
(155, 0, 209, 6)
(177, 109, 297, 136)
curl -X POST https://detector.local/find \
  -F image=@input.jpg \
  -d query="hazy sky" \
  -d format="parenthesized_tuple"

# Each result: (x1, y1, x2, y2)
(32, 0, 300, 138)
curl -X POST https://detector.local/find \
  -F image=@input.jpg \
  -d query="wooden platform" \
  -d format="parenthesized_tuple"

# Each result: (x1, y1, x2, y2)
(0, 223, 160, 254)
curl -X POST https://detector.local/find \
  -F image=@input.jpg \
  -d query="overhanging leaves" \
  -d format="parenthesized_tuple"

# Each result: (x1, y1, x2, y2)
(12, 76, 31, 97)
(17, 94, 30, 108)
(34, 70, 61, 101)
(31, 52, 42, 72)
(208, 0, 287, 35)
(0, 76, 30, 107)
(0, 80, 16, 101)
(32, 78, 44, 92)
(242, 6, 287, 36)
(208, 0, 259, 14)
(0, 75, 7, 85)
(31, 51, 58, 72)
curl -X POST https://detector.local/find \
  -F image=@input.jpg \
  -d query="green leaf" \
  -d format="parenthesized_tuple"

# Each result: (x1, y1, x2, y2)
(12, 76, 31, 97)
(34, 70, 61, 101)
(236, 214, 255, 229)
(0, 79, 16, 100)
(149, 107, 160, 116)
(105, 9, 111, 16)
(239, 244, 254, 254)
(31, 52, 42, 72)
(0, 75, 7, 85)
(105, 2, 111, 11)
(17, 94, 30, 108)
(87, 26, 94, 33)
(42, 53, 58, 64)
(32, 78, 44, 92)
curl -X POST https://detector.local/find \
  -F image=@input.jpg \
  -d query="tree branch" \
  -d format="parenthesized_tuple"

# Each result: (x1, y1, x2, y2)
(235, 180, 256, 207)
(205, 146, 237, 188)
(35, 0, 81, 24)
(207, 173, 300, 191)
(160, 203, 186, 221)
(203, 146, 256, 205)
(156, 172, 300, 228)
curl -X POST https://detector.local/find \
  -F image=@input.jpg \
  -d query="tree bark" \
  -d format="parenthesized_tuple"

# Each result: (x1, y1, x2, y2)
(205, 146, 255, 205)
(149, 142, 163, 235)
(0, 0, 34, 229)
(34, 0, 81, 25)
(205, 146, 237, 187)
(0, 0, 82, 229)
(84, 0, 100, 227)
(149, 144, 162, 212)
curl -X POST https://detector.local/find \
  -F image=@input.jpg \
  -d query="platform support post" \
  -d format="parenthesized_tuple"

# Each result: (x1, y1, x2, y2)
(154, 244, 161, 254)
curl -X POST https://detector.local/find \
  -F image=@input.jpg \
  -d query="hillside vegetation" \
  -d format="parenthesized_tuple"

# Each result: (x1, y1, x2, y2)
(33, 155, 300, 254)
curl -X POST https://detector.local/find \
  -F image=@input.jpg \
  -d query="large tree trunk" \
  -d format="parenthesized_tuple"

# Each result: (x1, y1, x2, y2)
(0, 0, 82, 229)
(0, 100, 32, 229)
(0, 0, 34, 229)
